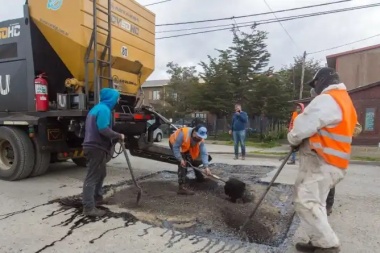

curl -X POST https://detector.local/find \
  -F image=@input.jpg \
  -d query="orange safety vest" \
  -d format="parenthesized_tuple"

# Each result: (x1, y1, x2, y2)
(288, 111, 298, 131)
(309, 89, 357, 169)
(169, 127, 203, 160)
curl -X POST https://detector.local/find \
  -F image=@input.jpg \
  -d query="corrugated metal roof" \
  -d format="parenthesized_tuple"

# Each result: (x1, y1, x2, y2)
(142, 79, 170, 88)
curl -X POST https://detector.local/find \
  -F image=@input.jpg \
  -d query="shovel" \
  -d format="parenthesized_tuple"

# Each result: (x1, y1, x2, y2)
(186, 161, 247, 202)
(239, 149, 293, 232)
(120, 141, 142, 205)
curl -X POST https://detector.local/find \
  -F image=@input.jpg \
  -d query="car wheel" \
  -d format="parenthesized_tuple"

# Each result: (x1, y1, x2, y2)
(155, 133, 163, 142)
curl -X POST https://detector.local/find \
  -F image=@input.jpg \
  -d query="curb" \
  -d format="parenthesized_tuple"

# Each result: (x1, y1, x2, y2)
(208, 152, 380, 166)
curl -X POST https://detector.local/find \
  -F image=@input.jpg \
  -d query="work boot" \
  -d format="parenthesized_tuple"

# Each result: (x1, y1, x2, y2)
(241, 156, 245, 160)
(314, 247, 340, 253)
(233, 156, 238, 160)
(287, 160, 296, 165)
(83, 207, 106, 217)
(177, 185, 195, 195)
(326, 206, 333, 216)
(295, 242, 317, 252)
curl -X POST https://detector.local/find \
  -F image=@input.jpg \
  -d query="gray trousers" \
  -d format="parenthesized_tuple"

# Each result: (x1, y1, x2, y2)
(82, 148, 108, 209)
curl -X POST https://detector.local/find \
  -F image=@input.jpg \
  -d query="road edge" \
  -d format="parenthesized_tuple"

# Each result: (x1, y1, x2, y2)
(208, 152, 380, 166)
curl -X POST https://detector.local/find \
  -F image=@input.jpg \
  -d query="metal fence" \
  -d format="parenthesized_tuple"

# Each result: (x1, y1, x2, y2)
(207, 116, 288, 139)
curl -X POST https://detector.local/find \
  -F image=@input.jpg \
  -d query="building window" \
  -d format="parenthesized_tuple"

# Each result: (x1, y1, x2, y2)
(152, 90, 160, 100)
(364, 108, 375, 131)
(172, 92, 178, 100)
(195, 113, 207, 119)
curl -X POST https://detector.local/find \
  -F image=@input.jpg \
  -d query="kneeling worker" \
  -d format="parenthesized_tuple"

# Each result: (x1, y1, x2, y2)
(169, 125, 212, 195)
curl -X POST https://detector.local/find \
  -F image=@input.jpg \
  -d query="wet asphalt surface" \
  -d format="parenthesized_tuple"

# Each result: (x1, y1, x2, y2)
(0, 153, 379, 253)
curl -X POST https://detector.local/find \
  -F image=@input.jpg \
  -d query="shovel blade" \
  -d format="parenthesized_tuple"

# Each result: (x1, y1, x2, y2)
(224, 178, 246, 201)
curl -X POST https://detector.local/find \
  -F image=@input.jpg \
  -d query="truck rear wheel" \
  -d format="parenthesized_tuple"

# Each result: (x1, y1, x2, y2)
(0, 126, 35, 181)
(30, 137, 51, 177)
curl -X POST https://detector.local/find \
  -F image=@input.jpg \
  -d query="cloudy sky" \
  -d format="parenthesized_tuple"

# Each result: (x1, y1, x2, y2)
(2, 0, 380, 80)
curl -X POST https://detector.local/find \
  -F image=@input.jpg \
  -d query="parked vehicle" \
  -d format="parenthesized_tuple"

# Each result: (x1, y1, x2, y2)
(147, 120, 163, 142)
(0, 1, 212, 181)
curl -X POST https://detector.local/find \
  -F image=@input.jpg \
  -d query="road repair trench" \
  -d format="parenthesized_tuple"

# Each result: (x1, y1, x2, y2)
(106, 164, 297, 248)
(45, 164, 298, 252)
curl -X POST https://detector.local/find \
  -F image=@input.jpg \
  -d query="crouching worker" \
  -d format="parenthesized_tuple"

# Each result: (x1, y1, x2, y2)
(169, 125, 212, 195)
(82, 88, 124, 217)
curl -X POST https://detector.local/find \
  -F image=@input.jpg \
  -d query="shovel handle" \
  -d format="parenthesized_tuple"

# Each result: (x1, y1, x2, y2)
(186, 161, 226, 183)
(239, 149, 293, 232)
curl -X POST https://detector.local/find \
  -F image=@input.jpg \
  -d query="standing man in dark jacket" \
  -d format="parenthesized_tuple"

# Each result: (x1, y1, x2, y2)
(82, 88, 124, 217)
(229, 104, 248, 160)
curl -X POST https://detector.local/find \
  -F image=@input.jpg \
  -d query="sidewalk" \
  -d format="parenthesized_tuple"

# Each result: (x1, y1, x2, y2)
(158, 138, 380, 164)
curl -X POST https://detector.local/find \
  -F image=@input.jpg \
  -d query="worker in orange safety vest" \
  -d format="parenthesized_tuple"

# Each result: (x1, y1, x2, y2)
(287, 102, 304, 165)
(309, 87, 362, 217)
(169, 125, 211, 195)
(288, 67, 357, 253)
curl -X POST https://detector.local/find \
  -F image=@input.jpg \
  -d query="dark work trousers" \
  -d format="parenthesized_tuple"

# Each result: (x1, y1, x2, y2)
(82, 148, 108, 209)
(169, 142, 205, 185)
(326, 187, 335, 208)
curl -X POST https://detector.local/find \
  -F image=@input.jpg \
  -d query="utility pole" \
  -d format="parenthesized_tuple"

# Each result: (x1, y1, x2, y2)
(299, 51, 307, 99)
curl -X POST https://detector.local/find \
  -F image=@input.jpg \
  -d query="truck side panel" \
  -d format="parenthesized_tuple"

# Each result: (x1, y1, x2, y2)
(0, 7, 36, 112)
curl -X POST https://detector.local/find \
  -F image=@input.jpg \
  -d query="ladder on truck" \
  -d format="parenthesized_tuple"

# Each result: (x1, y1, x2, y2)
(84, 0, 113, 107)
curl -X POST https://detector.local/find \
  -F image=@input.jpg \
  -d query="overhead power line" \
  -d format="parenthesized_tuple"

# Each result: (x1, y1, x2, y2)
(262, 0, 300, 50)
(156, 0, 352, 26)
(157, 3, 377, 33)
(144, 0, 171, 7)
(156, 3, 380, 39)
(308, 33, 380, 55)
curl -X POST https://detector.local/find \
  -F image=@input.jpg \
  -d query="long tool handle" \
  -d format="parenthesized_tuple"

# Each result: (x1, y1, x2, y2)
(187, 161, 226, 183)
(239, 149, 293, 232)
(120, 141, 142, 204)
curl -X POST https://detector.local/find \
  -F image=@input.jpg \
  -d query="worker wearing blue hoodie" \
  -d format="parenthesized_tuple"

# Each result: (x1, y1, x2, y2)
(82, 88, 124, 217)
(229, 104, 249, 160)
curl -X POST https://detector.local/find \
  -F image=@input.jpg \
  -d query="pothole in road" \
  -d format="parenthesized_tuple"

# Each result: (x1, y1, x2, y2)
(104, 164, 298, 250)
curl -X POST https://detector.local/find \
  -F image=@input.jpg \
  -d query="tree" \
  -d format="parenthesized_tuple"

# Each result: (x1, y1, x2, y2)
(198, 50, 235, 117)
(164, 62, 201, 118)
(194, 25, 298, 122)
(277, 56, 323, 100)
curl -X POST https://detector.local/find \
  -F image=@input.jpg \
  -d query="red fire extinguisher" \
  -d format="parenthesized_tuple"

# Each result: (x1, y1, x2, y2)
(35, 73, 49, 112)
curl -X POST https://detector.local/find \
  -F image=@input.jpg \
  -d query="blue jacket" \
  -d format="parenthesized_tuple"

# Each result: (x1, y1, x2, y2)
(231, 111, 248, 132)
(83, 88, 121, 153)
(172, 128, 209, 167)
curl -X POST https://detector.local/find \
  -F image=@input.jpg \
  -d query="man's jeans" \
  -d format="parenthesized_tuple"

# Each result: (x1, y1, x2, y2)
(233, 130, 246, 157)
(291, 151, 296, 162)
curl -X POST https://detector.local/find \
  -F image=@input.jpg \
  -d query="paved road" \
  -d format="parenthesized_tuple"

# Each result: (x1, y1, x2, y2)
(0, 152, 379, 253)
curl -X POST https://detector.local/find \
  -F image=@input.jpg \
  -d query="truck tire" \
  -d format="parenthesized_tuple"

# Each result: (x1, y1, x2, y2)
(30, 137, 51, 177)
(0, 126, 35, 181)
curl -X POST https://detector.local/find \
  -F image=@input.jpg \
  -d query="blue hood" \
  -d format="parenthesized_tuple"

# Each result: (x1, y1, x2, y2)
(100, 88, 120, 109)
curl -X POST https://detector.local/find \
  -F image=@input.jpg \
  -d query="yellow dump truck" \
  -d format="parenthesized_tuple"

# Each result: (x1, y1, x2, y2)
(0, 0, 190, 181)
